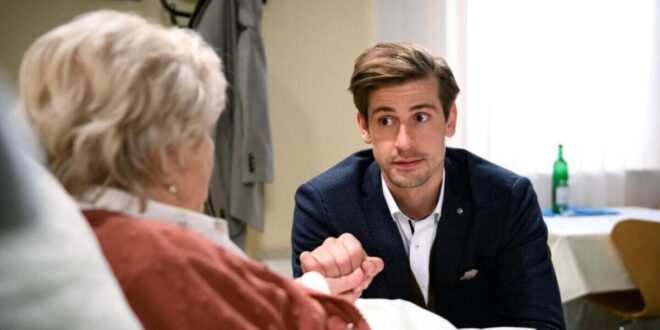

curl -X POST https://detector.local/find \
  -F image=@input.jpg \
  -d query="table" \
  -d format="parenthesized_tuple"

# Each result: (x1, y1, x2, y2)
(544, 207, 660, 303)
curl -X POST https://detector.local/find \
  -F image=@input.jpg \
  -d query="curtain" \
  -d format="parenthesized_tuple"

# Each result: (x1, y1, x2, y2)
(375, 0, 660, 208)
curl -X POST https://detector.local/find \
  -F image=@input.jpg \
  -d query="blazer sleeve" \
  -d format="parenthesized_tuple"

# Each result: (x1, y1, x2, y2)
(494, 177, 565, 330)
(291, 182, 340, 278)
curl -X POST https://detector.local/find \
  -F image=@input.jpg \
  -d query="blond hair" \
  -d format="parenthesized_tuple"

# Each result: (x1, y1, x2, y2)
(19, 10, 226, 200)
(349, 42, 460, 120)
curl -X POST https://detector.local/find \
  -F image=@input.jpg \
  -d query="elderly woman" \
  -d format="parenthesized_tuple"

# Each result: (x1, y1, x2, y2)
(19, 10, 377, 330)
(19, 10, 460, 330)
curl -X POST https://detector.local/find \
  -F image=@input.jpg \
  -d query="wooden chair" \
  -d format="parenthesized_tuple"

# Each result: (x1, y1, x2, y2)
(586, 219, 660, 325)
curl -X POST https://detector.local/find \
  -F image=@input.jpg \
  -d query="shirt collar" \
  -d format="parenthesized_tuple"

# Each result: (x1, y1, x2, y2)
(78, 187, 243, 256)
(381, 169, 445, 222)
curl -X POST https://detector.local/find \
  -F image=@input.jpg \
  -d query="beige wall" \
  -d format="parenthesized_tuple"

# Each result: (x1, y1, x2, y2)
(0, 0, 374, 259)
(253, 0, 375, 258)
(0, 0, 184, 82)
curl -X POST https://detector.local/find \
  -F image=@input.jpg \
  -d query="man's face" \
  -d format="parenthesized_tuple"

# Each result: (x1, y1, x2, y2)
(357, 76, 456, 190)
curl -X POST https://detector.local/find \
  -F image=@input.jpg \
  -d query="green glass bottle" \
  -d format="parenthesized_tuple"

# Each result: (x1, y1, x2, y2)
(552, 144, 569, 214)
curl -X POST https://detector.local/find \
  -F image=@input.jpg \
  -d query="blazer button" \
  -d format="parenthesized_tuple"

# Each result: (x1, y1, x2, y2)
(456, 208, 464, 215)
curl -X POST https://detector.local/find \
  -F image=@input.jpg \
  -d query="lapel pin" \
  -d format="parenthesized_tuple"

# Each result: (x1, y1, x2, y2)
(460, 269, 478, 280)
(456, 207, 464, 215)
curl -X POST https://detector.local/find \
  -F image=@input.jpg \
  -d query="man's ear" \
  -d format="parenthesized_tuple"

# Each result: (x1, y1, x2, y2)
(445, 103, 457, 137)
(356, 112, 372, 144)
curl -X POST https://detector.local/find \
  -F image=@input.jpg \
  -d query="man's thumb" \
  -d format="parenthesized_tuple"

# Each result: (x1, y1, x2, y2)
(327, 267, 364, 294)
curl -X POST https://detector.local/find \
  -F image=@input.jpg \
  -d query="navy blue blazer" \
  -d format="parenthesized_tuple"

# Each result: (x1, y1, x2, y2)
(292, 148, 565, 329)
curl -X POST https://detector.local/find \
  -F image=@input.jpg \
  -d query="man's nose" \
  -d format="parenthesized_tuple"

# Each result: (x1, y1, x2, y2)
(394, 124, 414, 151)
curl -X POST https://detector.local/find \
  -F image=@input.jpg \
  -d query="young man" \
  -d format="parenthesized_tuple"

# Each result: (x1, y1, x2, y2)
(291, 43, 565, 330)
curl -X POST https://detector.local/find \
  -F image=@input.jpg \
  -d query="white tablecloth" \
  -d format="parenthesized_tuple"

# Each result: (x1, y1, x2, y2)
(545, 207, 660, 302)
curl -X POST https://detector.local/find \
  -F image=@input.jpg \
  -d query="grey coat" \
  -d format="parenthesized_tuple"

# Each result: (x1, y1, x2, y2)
(195, 0, 273, 231)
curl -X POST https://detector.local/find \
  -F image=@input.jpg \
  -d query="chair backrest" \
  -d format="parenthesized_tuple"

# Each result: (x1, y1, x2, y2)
(611, 219, 660, 317)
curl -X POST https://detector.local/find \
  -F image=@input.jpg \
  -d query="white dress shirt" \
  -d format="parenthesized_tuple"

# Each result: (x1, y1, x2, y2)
(382, 171, 445, 304)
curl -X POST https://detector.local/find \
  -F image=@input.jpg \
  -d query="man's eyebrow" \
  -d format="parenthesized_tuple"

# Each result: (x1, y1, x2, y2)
(370, 103, 439, 116)
(371, 106, 395, 116)
(411, 103, 438, 111)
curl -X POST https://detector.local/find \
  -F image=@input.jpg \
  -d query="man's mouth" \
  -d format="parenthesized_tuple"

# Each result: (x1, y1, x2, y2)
(392, 158, 422, 170)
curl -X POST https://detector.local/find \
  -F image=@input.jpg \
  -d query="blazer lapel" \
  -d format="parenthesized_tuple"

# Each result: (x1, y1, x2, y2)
(360, 162, 410, 300)
(432, 152, 474, 309)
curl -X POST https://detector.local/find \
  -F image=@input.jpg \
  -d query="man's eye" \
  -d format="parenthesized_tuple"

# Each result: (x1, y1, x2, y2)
(379, 117, 393, 126)
(414, 113, 429, 122)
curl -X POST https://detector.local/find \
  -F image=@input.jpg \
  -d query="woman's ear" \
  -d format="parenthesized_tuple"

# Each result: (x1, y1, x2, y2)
(356, 112, 372, 144)
(161, 143, 186, 179)
(145, 149, 182, 207)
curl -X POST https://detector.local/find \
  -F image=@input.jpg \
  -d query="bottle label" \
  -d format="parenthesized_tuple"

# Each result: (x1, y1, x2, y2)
(556, 186, 569, 205)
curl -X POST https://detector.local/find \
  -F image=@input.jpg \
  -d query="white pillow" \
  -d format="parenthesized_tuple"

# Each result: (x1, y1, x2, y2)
(355, 298, 457, 330)
(0, 78, 142, 330)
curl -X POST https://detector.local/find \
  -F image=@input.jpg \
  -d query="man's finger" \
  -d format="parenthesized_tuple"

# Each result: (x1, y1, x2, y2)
(338, 289, 361, 303)
(328, 239, 353, 276)
(338, 233, 367, 271)
(352, 275, 372, 293)
(311, 245, 341, 277)
(351, 256, 384, 292)
(362, 256, 384, 277)
(326, 266, 365, 296)
(300, 251, 324, 274)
